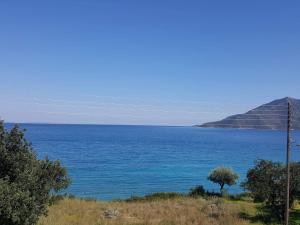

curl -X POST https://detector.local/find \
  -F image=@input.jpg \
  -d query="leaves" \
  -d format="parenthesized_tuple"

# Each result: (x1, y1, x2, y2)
(0, 121, 71, 225)
(242, 160, 300, 220)
(207, 167, 239, 191)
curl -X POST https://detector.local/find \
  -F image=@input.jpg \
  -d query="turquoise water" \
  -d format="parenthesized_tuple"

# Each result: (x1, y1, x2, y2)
(6, 124, 300, 200)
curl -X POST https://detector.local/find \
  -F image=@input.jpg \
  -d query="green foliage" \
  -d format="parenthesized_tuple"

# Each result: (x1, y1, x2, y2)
(125, 192, 184, 202)
(207, 167, 239, 192)
(188, 185, 206, 197)
(228, 192, 252, 201)
(0, 122, 71, 225)
(241, 160, 300, 221)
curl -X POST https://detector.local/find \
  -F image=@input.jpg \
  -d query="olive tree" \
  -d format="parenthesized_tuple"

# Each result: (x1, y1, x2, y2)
(0, 121, 71, 225)
(207, 167, 239, 192)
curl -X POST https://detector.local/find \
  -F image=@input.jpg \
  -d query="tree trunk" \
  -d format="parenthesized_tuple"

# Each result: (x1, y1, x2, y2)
(220, 183, 224, 192)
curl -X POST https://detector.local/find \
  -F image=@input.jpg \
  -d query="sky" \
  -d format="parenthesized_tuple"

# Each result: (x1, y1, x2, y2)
(0, 0, 300, 125)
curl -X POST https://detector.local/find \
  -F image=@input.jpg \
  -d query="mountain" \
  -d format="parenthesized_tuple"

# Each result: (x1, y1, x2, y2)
(199, 97, 300, 130)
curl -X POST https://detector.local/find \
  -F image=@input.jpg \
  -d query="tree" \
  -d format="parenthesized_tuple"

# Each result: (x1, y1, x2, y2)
(241, 160, 300, 220)
(207, 167, 239, 192)
(0, 121, 71, 225)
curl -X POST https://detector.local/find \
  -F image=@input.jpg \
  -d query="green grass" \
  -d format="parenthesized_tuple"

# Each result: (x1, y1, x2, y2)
(290, 202, 300, 225)
(123, 192, 185, 202)
(234, 199, 300, 225)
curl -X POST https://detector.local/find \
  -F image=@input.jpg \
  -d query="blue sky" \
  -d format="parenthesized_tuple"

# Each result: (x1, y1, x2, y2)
(0, 0, 300, 125)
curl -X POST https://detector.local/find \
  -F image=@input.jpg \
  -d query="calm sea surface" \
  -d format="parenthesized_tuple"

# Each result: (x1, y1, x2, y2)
(6, 124, 300, 200)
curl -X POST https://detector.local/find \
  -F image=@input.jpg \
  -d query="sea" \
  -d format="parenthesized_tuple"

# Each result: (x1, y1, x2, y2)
(5, 123, 300, 200)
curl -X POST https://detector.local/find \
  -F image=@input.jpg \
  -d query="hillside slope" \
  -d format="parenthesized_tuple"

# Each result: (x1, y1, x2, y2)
(199, 97, 300, 130)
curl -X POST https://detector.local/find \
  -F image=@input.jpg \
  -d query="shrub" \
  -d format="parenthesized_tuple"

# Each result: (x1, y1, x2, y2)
(241, 159, 300, 220)
(188, 185, 206, 197)
(0, 122, 70, 225)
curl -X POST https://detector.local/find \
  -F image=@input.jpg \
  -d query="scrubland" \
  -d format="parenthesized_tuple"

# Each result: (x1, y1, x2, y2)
(38, 195, 298, 225)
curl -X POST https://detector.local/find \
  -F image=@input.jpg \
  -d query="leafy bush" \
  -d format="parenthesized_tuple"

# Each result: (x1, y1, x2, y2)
(0, 122, 71, 225)
(188, 185, 206, 197)
(241, 159, 300, 220)
(207, 167, 239, 192)
(205, 190, 221, 197)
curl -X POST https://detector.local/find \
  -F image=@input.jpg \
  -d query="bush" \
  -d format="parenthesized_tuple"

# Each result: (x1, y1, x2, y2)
(241, 159, 300, 220)
(205, 190, 221, 197)
(188, 185, 206, 197)
(207, 167, 239, 192)
(0, 122, 71, 225)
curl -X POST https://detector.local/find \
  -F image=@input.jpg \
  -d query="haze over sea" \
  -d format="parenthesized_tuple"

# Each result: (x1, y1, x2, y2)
(6, 123, 300, 201)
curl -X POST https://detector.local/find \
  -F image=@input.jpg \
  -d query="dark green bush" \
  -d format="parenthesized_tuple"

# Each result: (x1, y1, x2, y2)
(241, 159, 300, 220)
(188, 185, 206, 197)
(0, 122, 71, 225)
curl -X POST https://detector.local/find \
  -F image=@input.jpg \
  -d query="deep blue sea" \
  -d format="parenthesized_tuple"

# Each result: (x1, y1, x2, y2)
(6, 124, 300, 200)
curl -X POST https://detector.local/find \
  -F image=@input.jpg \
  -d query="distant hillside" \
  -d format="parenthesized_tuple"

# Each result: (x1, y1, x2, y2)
(199, 97, 300, 130)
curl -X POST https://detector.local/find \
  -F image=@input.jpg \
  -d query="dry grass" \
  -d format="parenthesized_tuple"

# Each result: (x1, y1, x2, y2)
(38, 197, 258, 225)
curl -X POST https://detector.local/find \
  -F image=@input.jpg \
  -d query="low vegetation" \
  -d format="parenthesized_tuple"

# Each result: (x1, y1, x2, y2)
(38, 196, 253, 225)
(38, 194, 300, 225)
